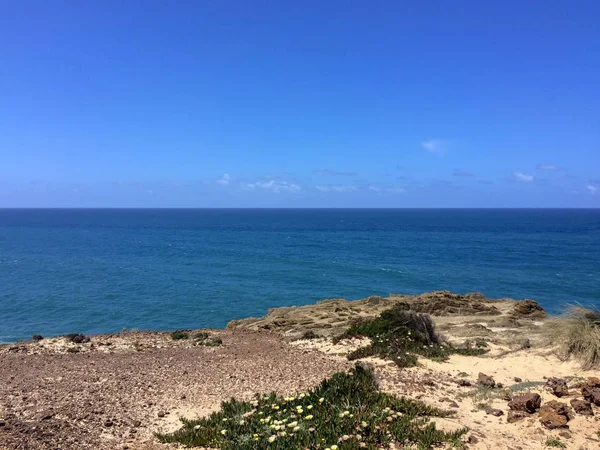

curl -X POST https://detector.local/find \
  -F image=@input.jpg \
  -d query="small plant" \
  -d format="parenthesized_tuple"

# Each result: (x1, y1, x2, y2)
(203, 336, 223, 347)
(338, 306, 487, 368)
(475, 339, 489, 348)
(194, 331, 210, 341)
(171, 330, 190, 340)
(545, 438, 566, 448)
(157, 364, 466, 449)
(300, 330, 319, 340)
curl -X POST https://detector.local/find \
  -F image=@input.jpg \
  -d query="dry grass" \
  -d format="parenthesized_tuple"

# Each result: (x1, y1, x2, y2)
(546, 306, 600, 369)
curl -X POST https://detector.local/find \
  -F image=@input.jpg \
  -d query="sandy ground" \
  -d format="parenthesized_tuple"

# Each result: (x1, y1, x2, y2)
(2, 292, 599, 449)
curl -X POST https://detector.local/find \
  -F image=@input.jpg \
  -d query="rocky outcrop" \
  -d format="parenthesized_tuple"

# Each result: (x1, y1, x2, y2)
(512, 299, 547, 318)
(478, 373, 496, 388)
(581, 377, 600, 406)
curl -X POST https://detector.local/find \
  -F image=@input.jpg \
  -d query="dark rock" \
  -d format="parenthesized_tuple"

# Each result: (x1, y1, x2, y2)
(507, 410, 530, 423)
(157, 411, 166, 418)
(496, 382, 504, 389)
(486, 408, 504, 417)
(546, 378, 569, 398)
(514, 377, 523, 383)
(478, 372, 495, 388)
(508, 393, 541, 413)
(467, 435, 479, 444)
(570, 398, 594, 416)
(517, 338, 531, 349)
(457, 379, 472, 387)
(131, 420, 141, 427)
(539, 401, 571, 429)
(64, 333, 90, 344)
(582, 386, 600, 406)
(512, 299, 547, 318)
(104, 420, 113, 427)
(32, 334, 44, 341)
(448, 401, 459, 408)
(0, 420, 5, 427)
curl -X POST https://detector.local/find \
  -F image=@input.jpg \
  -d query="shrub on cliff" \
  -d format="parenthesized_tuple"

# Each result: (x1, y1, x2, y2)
(337, 306, 487, 367)
(157, 364, 466, 449)
(548, 306, 600, 369)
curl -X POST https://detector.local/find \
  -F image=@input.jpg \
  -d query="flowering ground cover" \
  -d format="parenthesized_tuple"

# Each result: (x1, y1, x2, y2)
(157, 365, 467, 449)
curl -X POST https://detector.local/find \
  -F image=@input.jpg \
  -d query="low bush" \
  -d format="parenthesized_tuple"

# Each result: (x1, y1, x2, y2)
(171, 330, 190, 340)
(338, 306, 487, 367)
(157, 364, 466, 449)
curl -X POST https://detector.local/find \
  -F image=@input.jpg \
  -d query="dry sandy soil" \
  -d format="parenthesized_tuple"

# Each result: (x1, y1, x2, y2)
(1, 291, 599, 450)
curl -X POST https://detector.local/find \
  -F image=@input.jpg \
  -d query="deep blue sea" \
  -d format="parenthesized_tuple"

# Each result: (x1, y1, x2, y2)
(0, 209, 599, 343)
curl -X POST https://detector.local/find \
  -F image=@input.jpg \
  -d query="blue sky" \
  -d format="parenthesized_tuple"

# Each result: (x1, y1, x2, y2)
(1, 1, 598, 207)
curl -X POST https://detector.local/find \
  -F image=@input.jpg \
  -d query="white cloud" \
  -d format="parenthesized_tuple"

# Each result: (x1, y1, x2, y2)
(242, 180, 301, 193)
(314, 169, 358, 176)
(368, 185, 406, 194)
(537, 164, 560, 170)
(587, 185, 598, 194)
(316, 185, 356, 193)
(216, 173, 232, 185)
(421, 138, 448, 154)
(513, 172, 534, 183)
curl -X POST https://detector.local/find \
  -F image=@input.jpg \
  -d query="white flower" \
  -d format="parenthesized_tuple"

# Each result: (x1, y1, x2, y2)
(220, 429, 227, 435)
(268, 435, 276, 443)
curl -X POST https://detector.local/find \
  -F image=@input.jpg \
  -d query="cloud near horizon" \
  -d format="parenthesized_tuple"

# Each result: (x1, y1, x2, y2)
(242, 180, 301, 193)
(421, 138, 448, 155)
(452, 169, 475, 177)
(537, 164, 560, 170)
(216, 173, 232, 185)
(513, 172, 534, 183)
(316, 185, 357, 193)
(587, 184, 598, 194)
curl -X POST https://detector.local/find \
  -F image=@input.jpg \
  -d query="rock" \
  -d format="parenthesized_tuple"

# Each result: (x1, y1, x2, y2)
(570, 398, 594, 416)
(457, 379, 472, 387)
(514, 377, 523, 383)
(517, 338, 531, 349)
(157, 411, 166, 418)
(478, 372, 496, 388)
(496, 382, 504, 389)
(0, 420, 5, 427)
(32, 334, 44, 341)
(448, 401, 459, 408)
(582, 386, 600, 406)
(104, 420, 113, 427)
(512, 299, 547, 318)
(546, 378, 569, 398)
(467, 435, 479, 444)
(508, 393, 541, 413)
(507, 410, 530, 423)
(64, 333, 90, 344)
(486, 408, 504, 417)
(559, 431, 572, 439)
(539, 401, 570, 429)
(131, 420, 141, 427)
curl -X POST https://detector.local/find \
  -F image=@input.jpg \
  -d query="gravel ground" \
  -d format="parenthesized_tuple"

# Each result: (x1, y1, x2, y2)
(0, 330, 351, 450)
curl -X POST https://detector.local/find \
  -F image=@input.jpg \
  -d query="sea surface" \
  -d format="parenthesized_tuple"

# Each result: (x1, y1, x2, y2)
(0, 209, 598, 343)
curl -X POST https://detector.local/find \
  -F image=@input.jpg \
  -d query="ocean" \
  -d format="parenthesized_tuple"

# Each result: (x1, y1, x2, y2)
(0, 209, 598, 343)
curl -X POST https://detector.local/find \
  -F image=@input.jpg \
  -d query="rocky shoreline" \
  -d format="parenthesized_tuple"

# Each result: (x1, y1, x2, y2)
(1, 291, 599, 450)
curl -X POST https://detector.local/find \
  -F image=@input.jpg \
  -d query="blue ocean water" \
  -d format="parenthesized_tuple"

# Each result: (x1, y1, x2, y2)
(0, 209, 598, 343)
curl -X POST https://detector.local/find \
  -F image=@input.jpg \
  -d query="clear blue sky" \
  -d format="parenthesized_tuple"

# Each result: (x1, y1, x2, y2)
(1, 1, 598, 207)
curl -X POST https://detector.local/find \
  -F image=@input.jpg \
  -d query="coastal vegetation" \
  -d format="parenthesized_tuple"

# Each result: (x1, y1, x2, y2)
(157, 364, 466, 449)
(335, 306, 487, 367)
(547, 306, 600, 369)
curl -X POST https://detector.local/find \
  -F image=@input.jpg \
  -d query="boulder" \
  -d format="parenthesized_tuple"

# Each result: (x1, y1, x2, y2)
(478, 372, 496, 388)
(485, 408, 504, 417)
(546, 378, 569, 398)
(32, 334, 44, 341)
(582, 385, 600, 406)
(539, 401, 572, 429)
(570, 398, 594, 416)
(508, 393, 541, 413)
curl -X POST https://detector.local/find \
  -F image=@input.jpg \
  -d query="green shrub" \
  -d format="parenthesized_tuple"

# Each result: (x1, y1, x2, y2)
(545, 438, 566, 448)
(339, 307, 487, 368)
(171, 330, 190, 340)
(157, 365, 466, 449)
(194, 331, 210, 340)
(203, 336, 223, 347)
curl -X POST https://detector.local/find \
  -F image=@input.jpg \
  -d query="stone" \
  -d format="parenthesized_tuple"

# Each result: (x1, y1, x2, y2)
(486, 408, 504, 417)
(546, 378, 569, 398)
(157, 411, 166, 418)
(467, 435, 479, 444)
(496, 382, 504, 389)
(514, 377, 523, 383)
(508, 393, 541, 413)
(104, 420, 113, 427)
(478, 372, 495, 388)
(131, 420, 141, 427)
(559, 431, 572, 439)
(582, 386, 600, 406)
(448, 401, 459, 408)
(539, 401, 572, 429)
(457, 379, 472, 387)
(32, 334, 44, 341)
(507, 410, 529, 423)
(570, 398, 594, 416)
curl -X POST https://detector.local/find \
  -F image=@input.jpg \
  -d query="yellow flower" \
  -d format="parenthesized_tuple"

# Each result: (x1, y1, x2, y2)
(293, 426, 300, 432)
(319, 397, 325, 403)
(304, 414, 313, 420)
(331, 445, 339, 450)
(194, 425, 201, 430)
(307, 405, 313, 410)
(220, 429, 227, 435)
(268, 435, 276, 443)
